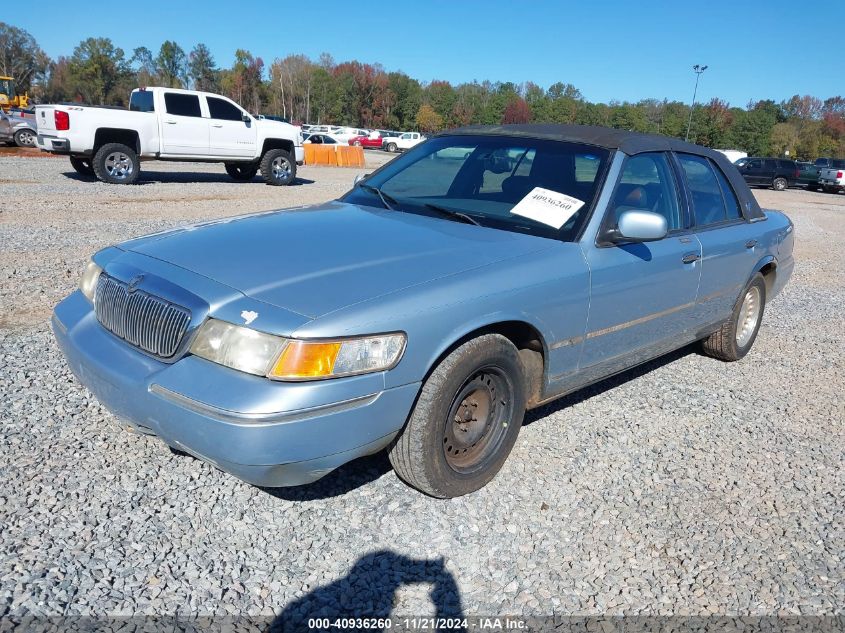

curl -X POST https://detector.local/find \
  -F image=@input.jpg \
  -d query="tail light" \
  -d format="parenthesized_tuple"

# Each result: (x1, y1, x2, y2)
(838, 171, 844, 179)
(54, 110, 70, 131)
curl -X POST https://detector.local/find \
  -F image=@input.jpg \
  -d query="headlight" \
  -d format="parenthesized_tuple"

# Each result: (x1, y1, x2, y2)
(189, 319, 405, 381)
(269, 333, 406, 380)
(79, 260, 102, 302)
(189, 319, 286, 376)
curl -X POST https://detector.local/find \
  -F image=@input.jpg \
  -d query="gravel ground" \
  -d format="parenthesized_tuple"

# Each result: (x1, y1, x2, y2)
(0, 155, 843, 624)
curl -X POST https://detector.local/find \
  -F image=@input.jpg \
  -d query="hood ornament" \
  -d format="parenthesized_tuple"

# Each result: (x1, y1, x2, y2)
(127, 274, 144, 293)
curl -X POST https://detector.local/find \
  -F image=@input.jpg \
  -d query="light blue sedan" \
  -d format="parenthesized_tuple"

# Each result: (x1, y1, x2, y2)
(52, 124, 795, 497)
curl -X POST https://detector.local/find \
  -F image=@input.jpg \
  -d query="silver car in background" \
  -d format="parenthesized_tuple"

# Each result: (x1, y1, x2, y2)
(0, 110, 37, 147)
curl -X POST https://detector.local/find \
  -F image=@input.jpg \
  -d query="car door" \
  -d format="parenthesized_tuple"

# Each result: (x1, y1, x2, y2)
(742, 158, 764, 185)
(675, 153, 761, 327)
(579, 152, 702, 377)
(205, 95, 257, 158)
(160, 92, 209, 155)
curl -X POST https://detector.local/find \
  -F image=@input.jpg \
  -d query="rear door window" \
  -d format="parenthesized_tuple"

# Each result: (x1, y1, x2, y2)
(677, 153, 730, 227)
(164, 93, 202, 118)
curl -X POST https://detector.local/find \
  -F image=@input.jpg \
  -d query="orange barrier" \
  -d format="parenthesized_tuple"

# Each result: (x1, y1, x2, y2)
(303, 144, 365, 167)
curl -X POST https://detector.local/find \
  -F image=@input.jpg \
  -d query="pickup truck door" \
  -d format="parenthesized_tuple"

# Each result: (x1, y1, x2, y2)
(676, 153, 768, 326)
(205, 96, 258, 158)
(579, 152, 702, 377)
(160, 92, 209, 155)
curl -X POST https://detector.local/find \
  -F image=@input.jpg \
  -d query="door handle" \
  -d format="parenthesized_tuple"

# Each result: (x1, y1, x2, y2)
(682, 252, 700, 264)
(164, 119, 177, 124)
(211, 123, 223, 128)
(745, 239, 757, 249)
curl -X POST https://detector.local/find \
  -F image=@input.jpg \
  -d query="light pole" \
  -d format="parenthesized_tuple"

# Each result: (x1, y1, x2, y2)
(685, 64, 708, 143)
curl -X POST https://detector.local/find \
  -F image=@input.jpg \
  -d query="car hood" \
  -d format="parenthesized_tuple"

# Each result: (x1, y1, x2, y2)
(124, 201, 552, 318)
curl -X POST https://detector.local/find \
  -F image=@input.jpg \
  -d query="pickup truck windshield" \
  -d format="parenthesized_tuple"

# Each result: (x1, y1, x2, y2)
(343, 135, 610, 240)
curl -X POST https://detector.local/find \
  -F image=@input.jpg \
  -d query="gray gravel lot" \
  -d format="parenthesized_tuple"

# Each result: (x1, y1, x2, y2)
(0, 154, 843, 622)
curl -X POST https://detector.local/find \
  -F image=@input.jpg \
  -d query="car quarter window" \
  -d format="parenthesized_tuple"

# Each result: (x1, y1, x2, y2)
(207, 97, 243, 121)
(610, 152, 682, 231)
(164, 93, 202, 117)
(677, 153, 735, 226)
(710, 161, 743, 220)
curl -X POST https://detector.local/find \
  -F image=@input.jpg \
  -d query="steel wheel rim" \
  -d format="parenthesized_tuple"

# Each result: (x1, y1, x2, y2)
(271, 156, 291, 182)
(443, 367, 513, 474)
(105, 152, 133, 180)
(18, 130, 35, 145)
(736, 286, 761, 347)
(774, 178, 785, 190)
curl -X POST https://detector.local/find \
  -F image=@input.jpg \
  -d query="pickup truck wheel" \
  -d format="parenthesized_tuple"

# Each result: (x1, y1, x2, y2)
(389, 334, 526, 498)
(225, 163, 258, 181)
(260, 149, 296, 186)
(92, 143, 139, 184)
(701, 273, 766, 362)
(772, 177, 788, 191)
(14, 129, 36, 147)
(386, 142, 398, 153)
(69, 156, 95, 177)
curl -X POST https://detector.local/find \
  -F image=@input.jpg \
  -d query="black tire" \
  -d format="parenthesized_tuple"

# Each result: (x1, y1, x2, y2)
(225, 162, 258, 181)
(386, 142, 397, 153)
(389, 334, 526, 498)
(259, 148, 296, 186)
(14, 128, 36, 147)
(353, 140, 362, 146)
(701, 273, 766, 362)
(92, 142, 139, 184)
(772, 177, 788, 191)
(69, 156, 95, 177)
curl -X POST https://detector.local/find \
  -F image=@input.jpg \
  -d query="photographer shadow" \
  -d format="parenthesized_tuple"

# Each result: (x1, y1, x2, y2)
(270, 550, 465, 632)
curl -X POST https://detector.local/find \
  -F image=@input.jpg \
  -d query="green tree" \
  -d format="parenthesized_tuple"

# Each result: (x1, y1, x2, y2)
(68, 37, 131, 104)
(156, 40, 187, 88)
(188, 43, 218, 92)
(416, 104, 444, 132)
(130, 46, 156, 86)
(0, 22, 50, 93)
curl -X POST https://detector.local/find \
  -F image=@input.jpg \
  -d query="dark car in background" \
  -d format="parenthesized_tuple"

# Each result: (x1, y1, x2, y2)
(796, 161, 822, 191)
(734, 157, 799, 191)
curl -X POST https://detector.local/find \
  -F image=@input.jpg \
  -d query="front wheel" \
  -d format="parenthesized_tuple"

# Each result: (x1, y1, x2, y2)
(259, 149, 296, 186)
(389, 334, 526, 498)
(14, 128, 36, 147)
(772, 177, 788, 191)
(225, 162, 258, 181)
(92, 142, 140, 184)
(701, 273, 766, 361)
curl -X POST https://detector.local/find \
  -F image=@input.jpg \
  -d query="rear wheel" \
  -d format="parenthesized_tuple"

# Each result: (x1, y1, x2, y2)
(259, 149, 296, 186)
(389, 334, 526, 498)
(92, 143, 139, 184)
(701, 273, 766, 362)
(772, 177, 788, 191)
(224, 162, 258, 181)
(353, 140, 362, 146)
(386, 142, 397, 153)
(14, 128, 35, 147)
(69, 156, 95, 177)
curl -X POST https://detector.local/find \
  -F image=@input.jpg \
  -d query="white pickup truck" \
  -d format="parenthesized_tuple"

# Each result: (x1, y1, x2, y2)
(818, 159, 845, 193)
(382, 132, 425, 153)
(34, 87, 304, 185)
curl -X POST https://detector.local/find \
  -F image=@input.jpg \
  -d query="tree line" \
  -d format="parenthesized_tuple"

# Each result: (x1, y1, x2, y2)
(3, 21, 844, 159)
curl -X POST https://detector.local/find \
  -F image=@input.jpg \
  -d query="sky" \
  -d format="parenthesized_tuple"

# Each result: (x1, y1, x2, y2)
(5, 0, 838, 107)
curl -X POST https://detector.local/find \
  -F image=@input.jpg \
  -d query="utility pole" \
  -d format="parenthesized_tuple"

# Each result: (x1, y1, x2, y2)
(685, 64, 708, 143)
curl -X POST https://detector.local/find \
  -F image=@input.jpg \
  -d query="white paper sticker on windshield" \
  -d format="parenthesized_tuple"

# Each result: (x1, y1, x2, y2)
(509, 187, 585, 229)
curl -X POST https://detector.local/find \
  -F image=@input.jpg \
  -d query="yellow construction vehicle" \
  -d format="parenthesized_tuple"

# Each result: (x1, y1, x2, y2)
(0, 76, 30, 112)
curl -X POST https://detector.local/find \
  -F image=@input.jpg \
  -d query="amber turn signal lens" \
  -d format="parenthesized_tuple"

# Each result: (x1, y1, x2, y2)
(270, 341, 342, 379)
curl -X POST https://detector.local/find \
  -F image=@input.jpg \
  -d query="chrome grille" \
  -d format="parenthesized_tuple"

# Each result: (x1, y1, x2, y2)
(94, 274, 191, 358)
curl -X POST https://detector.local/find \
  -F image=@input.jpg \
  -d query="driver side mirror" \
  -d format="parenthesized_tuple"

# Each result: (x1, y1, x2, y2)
(242, 114, 251, 123)
(353, 173, 370, 186)
(615, 210, 668, 242)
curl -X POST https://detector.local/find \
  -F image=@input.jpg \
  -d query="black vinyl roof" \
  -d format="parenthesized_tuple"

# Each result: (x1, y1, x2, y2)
(444, 123, 720, 157)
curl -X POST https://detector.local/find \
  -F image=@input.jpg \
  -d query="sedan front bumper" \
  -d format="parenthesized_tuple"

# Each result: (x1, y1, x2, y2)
(52, 291, 420, 487)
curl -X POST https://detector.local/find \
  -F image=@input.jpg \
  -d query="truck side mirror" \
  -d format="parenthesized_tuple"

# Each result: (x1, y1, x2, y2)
(242, 114, 251, 123)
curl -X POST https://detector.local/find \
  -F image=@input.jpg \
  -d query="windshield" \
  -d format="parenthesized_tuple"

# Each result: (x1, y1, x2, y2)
(343, 135, 610, 240)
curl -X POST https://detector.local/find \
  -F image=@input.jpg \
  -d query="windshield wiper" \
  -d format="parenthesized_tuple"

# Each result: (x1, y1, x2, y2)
(422, 203, 482, 226)
(357, 183, 399, 211)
